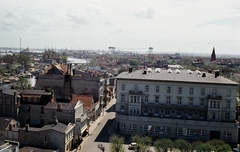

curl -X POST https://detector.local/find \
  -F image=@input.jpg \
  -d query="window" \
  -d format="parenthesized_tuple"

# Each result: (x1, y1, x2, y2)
(144, 96, 148, 103)
(224, 132, 232, 139)
(154, 108, 159, 116)
(177, 97, 182, 105)
(226, 90, 231, 97)
(120, 106, 125, 112)
(165, 109, 170, 116)
(167, 87, 171, 93)
(155, 96, 159, 104)
(225, 113, 230, 120)
(130, 96, 140, 103)
(159, 127, 171, 134)
(177, 110, 181, 118)
(211, 112, 219, 120)
(130, 124, 136, 131)
(226, 100, 230, 108)
(199, 112, 204, 119)
(188, 111, 192, 118)
(176, 128, 183, 135)
(190, 88, 193, 95)
(213, 89, 217, 95)
(130, 107, 139, 114)
(210, 101, 220, 109)
(44, 135, 47, 143)
(166, 97, 170, 104)
(134, 85, 138, 90)
(144, 108, 148, 115)
(141, 125, 148, 132)
(122, 84, 125, 91)
(200, 99, 204, 106)
(189, 98, 193, 106)
(121, 94, 125, 102)
(120, 123, 125, 130)
(200, 130, 207, 137)
(178, 87, 182, 94)
(156, 86, 159, 92)
(201, 88, 205, 95)
(145, 86, 149, 92)
(153, 126, 160, 133)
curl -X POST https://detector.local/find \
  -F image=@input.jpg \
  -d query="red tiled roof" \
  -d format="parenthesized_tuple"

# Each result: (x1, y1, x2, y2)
(71, 94, 94, 111)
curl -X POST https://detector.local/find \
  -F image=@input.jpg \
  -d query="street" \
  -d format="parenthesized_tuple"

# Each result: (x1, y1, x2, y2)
(80, 99, 143, 152)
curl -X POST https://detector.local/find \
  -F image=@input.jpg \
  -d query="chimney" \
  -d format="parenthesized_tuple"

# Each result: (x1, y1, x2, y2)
(54, 116, 58, 125)
(129, 67, 132, 73)
(215, 71, 219, 78)
(57, 103, 62, 111)
(25, 124, 29, 131)
(202, 73, 206, 77)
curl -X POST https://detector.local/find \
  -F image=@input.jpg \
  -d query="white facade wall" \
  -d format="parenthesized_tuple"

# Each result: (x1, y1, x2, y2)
(116, 70, 239, 143)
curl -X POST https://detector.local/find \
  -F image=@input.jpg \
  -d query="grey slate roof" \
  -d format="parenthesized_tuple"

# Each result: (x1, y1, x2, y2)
(2, 89, 51, 96)
(20, 122, 74, 133)
(45, 102, 75, 110)
(117, 69, 238, 85)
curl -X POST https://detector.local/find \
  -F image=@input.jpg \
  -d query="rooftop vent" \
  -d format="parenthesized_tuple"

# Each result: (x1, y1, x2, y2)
(196, 70, 202, 75)
(167, 69, 172, 73)
(175, 69, 181, 74)
(147, 68, 152, 73)
(155, 68, 161, 73)
(187, 69, 193, 74)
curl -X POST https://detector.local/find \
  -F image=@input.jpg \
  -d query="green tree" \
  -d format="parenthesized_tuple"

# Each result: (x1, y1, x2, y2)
(131, 135, 152, 152)
(88, 58, 98, 66)
(154, 138, 173, 152)
(109, 134, 125, 152)
(207, 139, 231, 152)
(173, 139, 191, 152)
(17, 54, 31, 67)
(13, 78, 32, 89)
(195, 142, 214, 152)
(61, 52, 68, 63)
(118, 68, 127, 74)
(2, 54, 16, 67)
(0, 65, 6, 75)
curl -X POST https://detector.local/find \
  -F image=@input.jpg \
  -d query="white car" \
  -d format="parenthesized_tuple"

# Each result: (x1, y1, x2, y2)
(128, 143, 137, 150)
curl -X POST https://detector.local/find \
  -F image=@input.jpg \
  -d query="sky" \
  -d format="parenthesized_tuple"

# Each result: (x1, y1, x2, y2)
(0, 0, 239, 54)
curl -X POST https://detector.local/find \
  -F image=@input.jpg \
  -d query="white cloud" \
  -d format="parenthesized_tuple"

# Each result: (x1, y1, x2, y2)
(66, 8, 90, 25)
(135, 6, 155, 19)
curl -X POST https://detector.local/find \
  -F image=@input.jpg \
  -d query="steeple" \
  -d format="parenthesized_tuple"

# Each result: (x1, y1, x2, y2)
(210, 47, 216, 62)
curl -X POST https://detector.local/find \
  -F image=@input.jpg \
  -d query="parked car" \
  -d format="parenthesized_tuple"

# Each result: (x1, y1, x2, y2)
(128, 142, 137, 150)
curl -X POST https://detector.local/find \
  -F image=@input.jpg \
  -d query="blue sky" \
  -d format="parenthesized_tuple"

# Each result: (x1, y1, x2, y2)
(0, 0, 239, 54)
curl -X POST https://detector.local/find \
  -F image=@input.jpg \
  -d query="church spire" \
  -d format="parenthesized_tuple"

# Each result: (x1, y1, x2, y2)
(210, 47, 216, 62)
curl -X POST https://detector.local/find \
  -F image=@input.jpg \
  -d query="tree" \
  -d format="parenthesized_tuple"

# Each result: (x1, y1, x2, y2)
(61, 52, 68, 63)
(109, 134, 125, 152)
(2, 54, 16, 67)
(131, 135, 152, 152)
(207, 139, 231, 152)
(195, 142, 215, 152)
(154, 138, 173, 152)
(17, 54, 31, 68)
(13, 78, 32, 89)
(173, 139, 191, 152)
(118, 68, 127, 74)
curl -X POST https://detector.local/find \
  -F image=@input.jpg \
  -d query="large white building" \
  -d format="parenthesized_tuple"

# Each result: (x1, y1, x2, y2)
(115, 68, 239, 143)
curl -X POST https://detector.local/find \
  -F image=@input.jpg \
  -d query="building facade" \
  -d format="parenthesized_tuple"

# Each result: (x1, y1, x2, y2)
(115, 68, 239, 143)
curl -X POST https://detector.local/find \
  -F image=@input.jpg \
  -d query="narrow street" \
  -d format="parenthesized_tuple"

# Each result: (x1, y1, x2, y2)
(80, 98, 117, 152)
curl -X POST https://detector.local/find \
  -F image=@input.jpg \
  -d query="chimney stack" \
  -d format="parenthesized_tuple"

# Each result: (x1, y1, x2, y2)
(25, 124, 29, 131)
